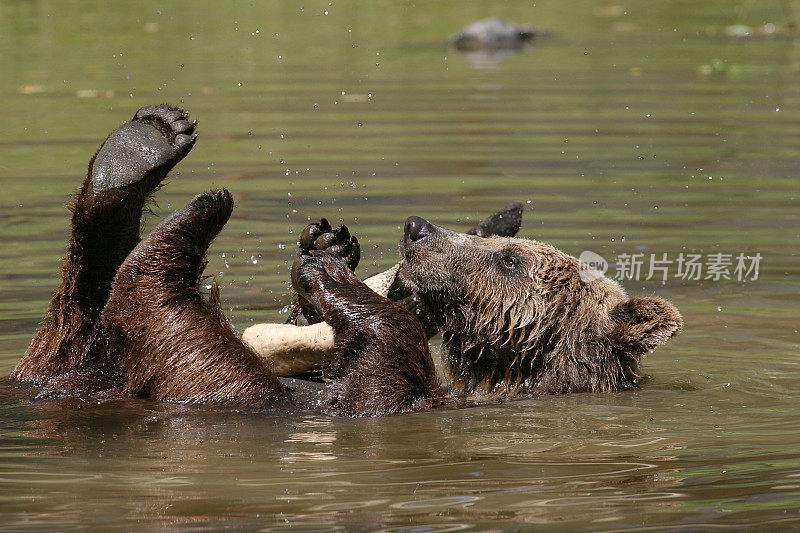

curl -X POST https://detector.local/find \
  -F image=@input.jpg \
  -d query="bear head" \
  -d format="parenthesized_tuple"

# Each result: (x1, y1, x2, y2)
(397, 216, 682, 397)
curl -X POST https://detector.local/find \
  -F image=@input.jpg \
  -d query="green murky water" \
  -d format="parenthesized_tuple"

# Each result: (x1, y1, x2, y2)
(2, 1, 800, 530)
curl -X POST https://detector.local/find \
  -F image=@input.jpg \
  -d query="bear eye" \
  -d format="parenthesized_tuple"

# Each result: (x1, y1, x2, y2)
(499, 255, 519, 272)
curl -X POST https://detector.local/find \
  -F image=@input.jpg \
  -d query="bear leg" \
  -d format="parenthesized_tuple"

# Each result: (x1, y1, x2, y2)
(14, 105, 197, 381)
(288, 219, 361, 326)
(293, 251, 443, 416)
(102, 189, 291, 407)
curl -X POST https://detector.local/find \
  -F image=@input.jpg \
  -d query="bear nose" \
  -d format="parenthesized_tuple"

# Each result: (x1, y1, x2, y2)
(405, 216, 433, 242)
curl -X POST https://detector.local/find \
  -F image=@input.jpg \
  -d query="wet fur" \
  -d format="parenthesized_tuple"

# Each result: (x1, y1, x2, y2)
(293, 252, 445, 415)
(12, 104, 681, 416)
(11, 105, 441, 417)
(398, 223, 683, 397)
(13, 118, 186, 381)
(101, 190, 292, 408)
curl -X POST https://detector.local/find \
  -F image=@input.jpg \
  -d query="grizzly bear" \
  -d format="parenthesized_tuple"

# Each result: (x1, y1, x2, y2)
(10, 104, 440, 416)
(287, 209, 682, 399)
(9, 103, 681, 417)
(394, 216, 683, 396)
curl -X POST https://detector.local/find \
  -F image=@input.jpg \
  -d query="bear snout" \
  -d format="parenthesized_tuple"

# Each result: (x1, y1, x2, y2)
(404, 216, 435, 244)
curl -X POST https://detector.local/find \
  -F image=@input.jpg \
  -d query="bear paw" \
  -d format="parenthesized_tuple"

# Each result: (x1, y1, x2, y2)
(90, 104, 198, 195)
(298, 218, 360, 271)
(291, 250, 356, 301)
(160, 188, 234, 250)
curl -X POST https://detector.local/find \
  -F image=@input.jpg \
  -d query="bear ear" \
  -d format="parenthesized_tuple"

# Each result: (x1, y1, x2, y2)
(467, 201, 524, 238)
(608, 297, 682, 357)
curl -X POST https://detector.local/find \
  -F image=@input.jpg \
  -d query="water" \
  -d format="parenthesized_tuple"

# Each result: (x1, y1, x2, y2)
(2, 0, 800, 529)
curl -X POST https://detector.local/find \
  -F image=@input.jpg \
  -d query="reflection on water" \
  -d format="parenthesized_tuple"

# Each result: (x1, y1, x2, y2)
(2, 0, 800, 530)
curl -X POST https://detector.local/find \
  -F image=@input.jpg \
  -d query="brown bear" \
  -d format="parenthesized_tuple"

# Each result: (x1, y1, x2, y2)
(394, 216, 683, 396)
(285, 201, 525, 340)
(10, 104, 441, 416)
(9, 103, 681, 417)
(285, 206, 682, 398)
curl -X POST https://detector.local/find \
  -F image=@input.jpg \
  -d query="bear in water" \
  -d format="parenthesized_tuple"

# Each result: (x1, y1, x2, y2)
(286, 214, 683, 399)
(395, 216, 683, 396)
(10, 104, 681, 416)
(10, 104, 441, 416)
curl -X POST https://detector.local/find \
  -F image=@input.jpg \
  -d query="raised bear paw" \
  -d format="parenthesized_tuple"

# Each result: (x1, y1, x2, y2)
(299, 219, 360, 271)
(291, 250, 357, 302)
(90, 104, 198, 195)
(159, 188, 234, 252)
(289, 220, 360, 325)
(176, 188, 235, 242)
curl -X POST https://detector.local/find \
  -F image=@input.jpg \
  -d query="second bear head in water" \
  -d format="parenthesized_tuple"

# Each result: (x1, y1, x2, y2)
(398, 216, 683, 397)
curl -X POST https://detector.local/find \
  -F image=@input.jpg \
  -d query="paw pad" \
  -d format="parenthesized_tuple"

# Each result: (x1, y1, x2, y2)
(133, 104, 198, 152)
(299, 218, 360, 271)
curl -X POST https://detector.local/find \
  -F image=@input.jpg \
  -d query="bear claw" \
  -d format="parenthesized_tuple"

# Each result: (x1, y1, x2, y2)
(298, 219, 360, 271)
(132, 104, 196, 146)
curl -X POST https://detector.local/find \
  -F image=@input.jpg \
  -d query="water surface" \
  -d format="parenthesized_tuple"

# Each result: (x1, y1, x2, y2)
(1, 1, 799, 530)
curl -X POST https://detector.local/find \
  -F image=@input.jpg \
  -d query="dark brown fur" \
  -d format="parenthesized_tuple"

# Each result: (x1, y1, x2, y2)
(12, 104, 681, 417)
(292, 252, 445, 415)
(11, 105, 441, 417)
(101, 190, 292, 408)
(13, 108, 194, 382)
(13, 163, 144, 380)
